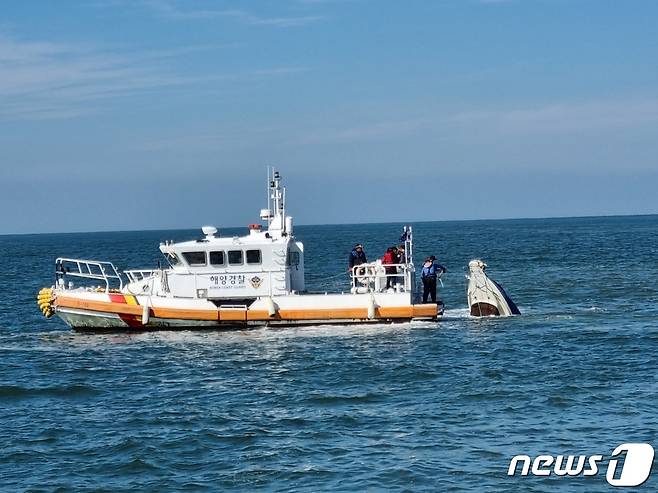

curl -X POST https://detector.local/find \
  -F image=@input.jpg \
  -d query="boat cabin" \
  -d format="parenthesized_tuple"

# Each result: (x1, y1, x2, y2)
(155, 170, 305, 301)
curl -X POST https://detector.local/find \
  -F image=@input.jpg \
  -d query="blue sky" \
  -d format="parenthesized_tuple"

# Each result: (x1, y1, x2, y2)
(1, 0, 657, 234)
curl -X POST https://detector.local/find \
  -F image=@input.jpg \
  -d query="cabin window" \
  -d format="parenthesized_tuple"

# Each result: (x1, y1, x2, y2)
(165, 252, 181, 266)
(209, 251, 225, 266)
(182, 251, 207, 266)
(228, 250, 243, 265)
(246, 249, 261, 264)
(287, 251, 300, 266)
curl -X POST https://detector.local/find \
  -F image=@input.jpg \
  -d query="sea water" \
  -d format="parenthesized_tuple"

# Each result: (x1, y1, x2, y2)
(1, 216, 657, 491)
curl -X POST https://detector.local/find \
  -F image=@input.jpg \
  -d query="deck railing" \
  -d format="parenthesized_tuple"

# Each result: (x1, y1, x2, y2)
(351, 263, 414, 292)
(55, 258, 124, 292)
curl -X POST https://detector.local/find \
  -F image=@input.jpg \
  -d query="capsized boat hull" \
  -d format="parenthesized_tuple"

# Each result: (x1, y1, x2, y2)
(467, 260, 520, 317)
(51, 289, 442, 330)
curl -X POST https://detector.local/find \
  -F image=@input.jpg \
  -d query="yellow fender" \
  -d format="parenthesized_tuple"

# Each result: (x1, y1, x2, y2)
(36, 287, 55, 319)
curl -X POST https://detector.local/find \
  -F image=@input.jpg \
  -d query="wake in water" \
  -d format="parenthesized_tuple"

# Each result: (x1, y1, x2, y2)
(27, 321, 427, 348)
(441, 307, 472, 320)
(27, 305, 528, 349)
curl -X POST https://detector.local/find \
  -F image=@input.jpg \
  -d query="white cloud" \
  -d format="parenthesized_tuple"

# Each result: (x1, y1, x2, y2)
(0, 34, 304, 120)
(0, 35, 193, 119)
(448, 100, 658, 133)
(299, 118, 431, 144)
(291, 99, 658, 145)
(141, 0, 324, 27)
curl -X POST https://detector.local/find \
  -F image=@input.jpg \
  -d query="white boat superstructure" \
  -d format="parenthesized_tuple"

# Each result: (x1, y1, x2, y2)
(38, 170, 441, 330)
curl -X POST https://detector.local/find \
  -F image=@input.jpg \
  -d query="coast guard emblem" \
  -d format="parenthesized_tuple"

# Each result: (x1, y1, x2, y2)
(250, 276, 263, 289)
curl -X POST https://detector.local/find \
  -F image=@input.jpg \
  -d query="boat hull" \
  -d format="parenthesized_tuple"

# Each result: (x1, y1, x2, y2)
(51, 289, 442, 331)
(467, 260, 520, 317)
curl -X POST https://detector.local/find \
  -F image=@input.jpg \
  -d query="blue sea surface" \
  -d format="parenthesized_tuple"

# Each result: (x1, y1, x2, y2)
(1, 216, 657, 492)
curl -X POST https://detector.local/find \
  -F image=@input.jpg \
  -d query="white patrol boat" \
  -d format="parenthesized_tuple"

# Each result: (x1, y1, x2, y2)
(37, 170, 442, 330)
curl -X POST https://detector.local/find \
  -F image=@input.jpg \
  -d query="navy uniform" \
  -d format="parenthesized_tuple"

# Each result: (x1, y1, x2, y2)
(348, 244, 367, 271)
(421, 256, 446, 303)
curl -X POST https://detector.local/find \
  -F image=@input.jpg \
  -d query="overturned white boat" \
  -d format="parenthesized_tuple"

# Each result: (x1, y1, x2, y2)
(37, 170, 442, 330)
(467, 260, 520, 317)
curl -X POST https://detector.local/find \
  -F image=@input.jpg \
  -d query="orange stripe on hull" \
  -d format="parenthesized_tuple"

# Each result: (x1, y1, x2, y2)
(55, 296, 438, 323)
(278, 308, 370, 320)
(57, 296, 143, 316)
(152, 307, 218, 321)
(218, 309, 247, 322)
(411, 304, 439, 318)
(246, 310, 271, 321)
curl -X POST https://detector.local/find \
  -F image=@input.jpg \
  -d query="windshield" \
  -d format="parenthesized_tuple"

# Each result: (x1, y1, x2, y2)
(164, 252, 181, 267)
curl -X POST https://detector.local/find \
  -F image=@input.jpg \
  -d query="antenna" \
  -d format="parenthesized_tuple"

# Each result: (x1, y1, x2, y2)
(271, 169, 283, 217)
(261, 167, 288, 232)
(266, 166, 271, 219)
(260, 166, 275, 225)
(282, 187, 286, 232)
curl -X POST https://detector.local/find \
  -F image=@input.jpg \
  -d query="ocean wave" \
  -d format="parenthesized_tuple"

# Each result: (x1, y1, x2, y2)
(0, 383, 101, 399)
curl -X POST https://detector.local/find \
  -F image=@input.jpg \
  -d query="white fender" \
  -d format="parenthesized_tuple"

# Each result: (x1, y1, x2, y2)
(265, 296, 278, 317)
(141, 303, 150, 325)
(367, 294, 377, 319)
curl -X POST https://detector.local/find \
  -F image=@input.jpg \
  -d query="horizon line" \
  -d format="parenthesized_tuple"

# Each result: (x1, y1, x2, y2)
(1, 212, 656, 237)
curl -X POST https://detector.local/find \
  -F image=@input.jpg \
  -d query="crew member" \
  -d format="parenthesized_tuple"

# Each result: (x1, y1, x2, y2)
(382, 246, 397, 289)
(349, 244, 368, 286)
(421, 255, 447, 303)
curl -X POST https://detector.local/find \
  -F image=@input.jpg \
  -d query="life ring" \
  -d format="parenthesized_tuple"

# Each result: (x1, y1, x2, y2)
(354, 264, 376, 285)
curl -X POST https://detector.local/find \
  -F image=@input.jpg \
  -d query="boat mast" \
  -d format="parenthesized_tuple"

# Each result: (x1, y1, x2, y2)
(271, 169, 284, 219)
(261, 168, 287, 235)
(266, 166, 271, 226)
